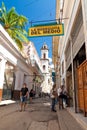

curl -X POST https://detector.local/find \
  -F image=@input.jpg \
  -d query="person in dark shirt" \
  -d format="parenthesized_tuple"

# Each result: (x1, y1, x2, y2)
(29, 89, 34, 103)
(20, 83, 29, 111)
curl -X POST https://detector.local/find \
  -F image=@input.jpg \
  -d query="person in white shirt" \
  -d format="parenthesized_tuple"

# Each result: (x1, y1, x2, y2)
(57, 86, 62, 97)
(57, 85, 68, 109)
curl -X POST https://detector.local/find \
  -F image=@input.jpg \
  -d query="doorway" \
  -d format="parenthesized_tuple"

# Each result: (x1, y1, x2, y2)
(2, 62, 15, 100)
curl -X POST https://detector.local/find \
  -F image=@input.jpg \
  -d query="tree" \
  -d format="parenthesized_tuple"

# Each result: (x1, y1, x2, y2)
(0, 2, 28, 50)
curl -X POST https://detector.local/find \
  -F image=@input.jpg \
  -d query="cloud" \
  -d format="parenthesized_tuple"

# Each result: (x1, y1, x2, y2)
(49, 57, 52, 63)
(48, 57, 54, 68)
(50, 64, 54, 69)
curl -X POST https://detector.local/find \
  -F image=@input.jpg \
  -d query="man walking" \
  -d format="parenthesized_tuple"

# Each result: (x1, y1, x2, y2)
(51, 84, 57, 112)
(20, 83, 29, 111)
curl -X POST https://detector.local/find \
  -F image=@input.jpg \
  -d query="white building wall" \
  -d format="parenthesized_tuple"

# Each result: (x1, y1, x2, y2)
(26, 41, 42, 72)
(58, 0, 81, 86)
(15, 69, 24, 90)
(0, 24, 36, 92)
(0, 57, 6, 89)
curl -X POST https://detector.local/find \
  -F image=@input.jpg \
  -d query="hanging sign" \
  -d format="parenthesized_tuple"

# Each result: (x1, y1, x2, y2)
(28, 24, 64, 37)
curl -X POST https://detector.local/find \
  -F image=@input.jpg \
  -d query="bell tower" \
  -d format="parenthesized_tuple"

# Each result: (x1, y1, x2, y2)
(41, 43, 49, 74)
(40, 43, 51, 94)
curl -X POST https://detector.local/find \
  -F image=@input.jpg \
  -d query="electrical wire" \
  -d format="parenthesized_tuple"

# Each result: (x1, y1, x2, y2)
(28, 9, 56, 26)
(24, 0, 40, 7)
(23, 0, 56, 25)
(29, 17, 69, 25)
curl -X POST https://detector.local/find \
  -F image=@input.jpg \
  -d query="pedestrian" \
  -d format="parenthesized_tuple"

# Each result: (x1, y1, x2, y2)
(50, 84, 57, 112)
(20, 83, 29, 112)
(57, 85, 64, 109)
(58, 85, 68, 109)
(29, 89, 34, 103)
(62, 87, 69, 107)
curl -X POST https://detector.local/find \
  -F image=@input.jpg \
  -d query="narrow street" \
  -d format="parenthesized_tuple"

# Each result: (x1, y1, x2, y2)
(0, 98, 86, 130)
(0, 98, 59, 130)
(0, 0, 87, 130)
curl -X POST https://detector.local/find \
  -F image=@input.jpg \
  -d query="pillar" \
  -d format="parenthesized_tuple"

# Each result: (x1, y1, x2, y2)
(0, 58, 6, 101)
(13, 68, 24, 99)
(70, 37, 76, 110)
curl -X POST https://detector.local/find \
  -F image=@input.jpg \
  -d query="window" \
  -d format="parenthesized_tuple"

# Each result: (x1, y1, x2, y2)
(43, 65, 46, 70)
(43, 53, 46, 59)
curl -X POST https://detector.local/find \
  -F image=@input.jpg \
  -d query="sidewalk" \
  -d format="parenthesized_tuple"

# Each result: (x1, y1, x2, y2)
(56, 105, 87, 130)
(0, 100, 16, 106)
(67, 107, 87, 130)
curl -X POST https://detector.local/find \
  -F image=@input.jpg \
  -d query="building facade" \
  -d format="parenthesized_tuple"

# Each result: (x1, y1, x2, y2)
(0, 24, 43, 101)
(54, 0, 87, 113)
(24, 41, 43, 95)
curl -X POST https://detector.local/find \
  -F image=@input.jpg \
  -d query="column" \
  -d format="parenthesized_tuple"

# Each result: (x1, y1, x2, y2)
(81, 0, 87, 59)
(15, 68, 23, 90)
(13, 67, 24, 99)
(70, 37, 75, 111)
(0, 58, 7, 101)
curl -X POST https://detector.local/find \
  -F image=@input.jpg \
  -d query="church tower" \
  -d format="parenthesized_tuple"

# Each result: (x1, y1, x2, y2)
(40, 43, 50, 93)
(41, 43, 49, 74)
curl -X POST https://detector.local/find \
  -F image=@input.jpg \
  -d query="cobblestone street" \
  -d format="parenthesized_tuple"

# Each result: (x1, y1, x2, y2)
(0, 98, 86, 130)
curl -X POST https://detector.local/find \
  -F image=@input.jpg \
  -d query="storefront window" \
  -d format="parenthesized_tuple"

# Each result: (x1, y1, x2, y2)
(3, 62, 15, 100)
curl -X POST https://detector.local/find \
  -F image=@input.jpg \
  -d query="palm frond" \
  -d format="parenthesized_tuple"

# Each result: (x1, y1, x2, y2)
(14, 29, 28, 42)
(15, 38, 23, 50)
(0, 2, 8, 26)
(2, 2, 6, 13)
(18, 15, 28, 27)
(0, 17, 4, 23)
(6, 29, 14, 37)
(0, 2, 28, 51)
(7, 7, 17, 22)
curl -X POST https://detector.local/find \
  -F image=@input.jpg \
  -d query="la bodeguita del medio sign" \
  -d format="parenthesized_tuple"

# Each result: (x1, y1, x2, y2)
(28, 24, 64, 37)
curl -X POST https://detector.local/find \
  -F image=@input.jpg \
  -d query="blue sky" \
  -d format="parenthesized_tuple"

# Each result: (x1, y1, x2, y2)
(0, 0, 56, 58)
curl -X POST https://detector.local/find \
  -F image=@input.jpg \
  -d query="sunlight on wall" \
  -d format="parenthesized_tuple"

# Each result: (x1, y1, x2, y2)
(0, 45, 17, 65)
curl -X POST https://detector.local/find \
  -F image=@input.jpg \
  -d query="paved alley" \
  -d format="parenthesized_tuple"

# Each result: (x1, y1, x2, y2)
(0, 98, 86, 130)
(0, 98, 59, 130)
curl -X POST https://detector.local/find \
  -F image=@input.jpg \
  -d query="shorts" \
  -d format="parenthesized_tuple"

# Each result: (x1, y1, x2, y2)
(20, 96, 27, 103)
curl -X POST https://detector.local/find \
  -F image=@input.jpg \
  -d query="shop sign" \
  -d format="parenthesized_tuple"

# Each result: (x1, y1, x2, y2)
(28, 24, 64, 37)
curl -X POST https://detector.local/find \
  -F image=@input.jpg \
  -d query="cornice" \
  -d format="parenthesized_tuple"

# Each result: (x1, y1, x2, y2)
(0, 24, 27, 63)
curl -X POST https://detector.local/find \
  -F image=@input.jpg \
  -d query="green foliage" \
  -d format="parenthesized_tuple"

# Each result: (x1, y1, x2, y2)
(0, 2, 28, 50)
